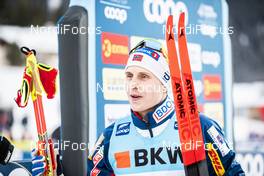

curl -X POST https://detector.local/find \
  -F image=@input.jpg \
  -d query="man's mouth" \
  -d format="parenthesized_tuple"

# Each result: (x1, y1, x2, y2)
(130, 94, 143, 101)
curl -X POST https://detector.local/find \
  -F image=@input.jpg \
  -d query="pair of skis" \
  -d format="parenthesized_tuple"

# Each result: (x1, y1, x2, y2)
(166, 13, 209, 175)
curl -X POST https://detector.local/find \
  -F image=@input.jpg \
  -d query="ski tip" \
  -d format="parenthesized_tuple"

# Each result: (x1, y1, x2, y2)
(166, 15, 174, 40)
(168, 15, 173, 20)
(178, 12, 185, 37)
(179, 12, 185, 21)
(166, 15, 173, 26)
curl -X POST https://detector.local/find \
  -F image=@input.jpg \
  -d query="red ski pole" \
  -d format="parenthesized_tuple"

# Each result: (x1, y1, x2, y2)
(15, 47, 57, 176)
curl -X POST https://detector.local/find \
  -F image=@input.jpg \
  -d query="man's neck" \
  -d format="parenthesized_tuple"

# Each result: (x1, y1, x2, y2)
(137, 94, 167, 119)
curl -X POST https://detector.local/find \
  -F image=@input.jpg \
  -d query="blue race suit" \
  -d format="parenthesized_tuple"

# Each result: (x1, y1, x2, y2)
(88, 96, 244, 176)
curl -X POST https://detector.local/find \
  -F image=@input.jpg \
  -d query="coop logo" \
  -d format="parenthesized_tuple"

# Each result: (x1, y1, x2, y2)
(202, 51, 221, 68)
(143, 0, 188, 24)
(102, 32, 129, 65)
(104, 6, 127, 24)
(153, 98, 174, 123)
(203, 75, 222, 101)
(116, 122, 131, 136)
(197, 4, 217, 20)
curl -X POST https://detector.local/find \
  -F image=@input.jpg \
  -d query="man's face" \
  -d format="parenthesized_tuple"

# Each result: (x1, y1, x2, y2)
(125, 66, 167, 115)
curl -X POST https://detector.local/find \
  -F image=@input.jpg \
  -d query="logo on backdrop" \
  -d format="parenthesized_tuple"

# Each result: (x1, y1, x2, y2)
(102, 68, 127, 101)
(143, 0, 188, 24)
(203, 75, 222, 101)
(201, 51, 221, 68)
(99, 0, 130, 24)
(102, 32, 129, 65)
(197, 3, 217, 20)
(203, 103, 224, 127)
(104, 6, 127, 24)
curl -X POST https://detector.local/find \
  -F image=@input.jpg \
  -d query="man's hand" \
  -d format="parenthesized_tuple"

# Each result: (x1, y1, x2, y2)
(31, 148, 46, 176)
(31, 148, 64, 176)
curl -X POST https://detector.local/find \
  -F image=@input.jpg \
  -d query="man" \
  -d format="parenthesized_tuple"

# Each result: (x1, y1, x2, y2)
(87, 39, 244, 176)
(32, 39, 244, 176)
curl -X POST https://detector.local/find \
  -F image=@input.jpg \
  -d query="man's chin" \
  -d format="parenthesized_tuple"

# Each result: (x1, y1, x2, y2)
(130, 105, 144, 113)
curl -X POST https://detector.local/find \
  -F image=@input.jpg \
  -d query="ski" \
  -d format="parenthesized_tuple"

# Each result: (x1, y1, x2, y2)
(166, 13, 209, 176)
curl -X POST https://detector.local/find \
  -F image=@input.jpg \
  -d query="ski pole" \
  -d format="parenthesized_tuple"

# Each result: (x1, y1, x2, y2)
(15, 47, 57, 176)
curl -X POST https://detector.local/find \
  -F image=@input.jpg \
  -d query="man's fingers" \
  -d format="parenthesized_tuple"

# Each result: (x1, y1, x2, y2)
(32, 155, 45, 165)
(32, 155, 46, 176)
(31, 148, 38, 157)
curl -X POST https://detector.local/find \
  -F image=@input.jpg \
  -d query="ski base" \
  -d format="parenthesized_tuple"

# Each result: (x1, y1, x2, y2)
(185, 160, 209, 176)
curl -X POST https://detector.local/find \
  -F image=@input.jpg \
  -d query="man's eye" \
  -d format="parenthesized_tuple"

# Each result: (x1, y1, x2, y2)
(141, 74, 149, 79)
(126, 74, 133, 78)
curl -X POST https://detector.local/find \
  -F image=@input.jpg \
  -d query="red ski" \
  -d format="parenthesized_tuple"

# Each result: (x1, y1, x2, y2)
(166, 13, 209, 175)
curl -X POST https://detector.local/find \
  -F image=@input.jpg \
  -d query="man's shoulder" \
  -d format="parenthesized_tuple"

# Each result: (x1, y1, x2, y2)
(103, 116, 131, 140)
(103, 122, 115, 139)
(199, 113, 221, 129)
(198, 113, 225, 138)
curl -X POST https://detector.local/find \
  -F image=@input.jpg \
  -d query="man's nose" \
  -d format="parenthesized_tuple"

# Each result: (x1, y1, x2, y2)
(130, 78, 139, 90)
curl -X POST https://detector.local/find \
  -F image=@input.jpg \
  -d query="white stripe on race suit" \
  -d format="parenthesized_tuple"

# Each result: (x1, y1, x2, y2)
(117, 170, 185, 176)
